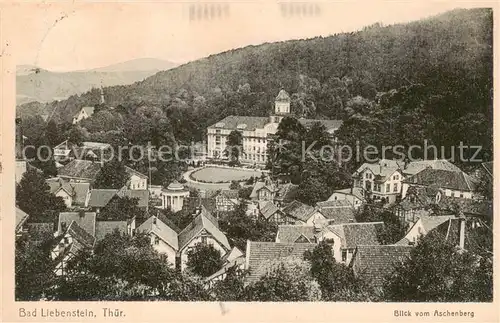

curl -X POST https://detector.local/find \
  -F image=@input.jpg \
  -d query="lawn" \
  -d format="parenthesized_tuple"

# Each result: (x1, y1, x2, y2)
(190, 167, 263, 183)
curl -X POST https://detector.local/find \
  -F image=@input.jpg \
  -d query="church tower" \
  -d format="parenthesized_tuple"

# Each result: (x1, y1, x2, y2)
(270, 89, 291, 123)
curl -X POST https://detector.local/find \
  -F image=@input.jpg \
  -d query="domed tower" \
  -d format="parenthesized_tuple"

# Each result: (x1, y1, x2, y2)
(270, 89, 291, 123)
(160, 180, 190, 212)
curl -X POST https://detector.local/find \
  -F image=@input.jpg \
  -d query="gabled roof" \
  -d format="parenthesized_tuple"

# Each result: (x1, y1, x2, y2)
(58, 212, 97, 237)
(125, 166, 148, 179)
(245, 241, 316, 283)
(208, 115, 269, 131)
(282, 200, 315, 222)
(275, 89, 291, 102)
(137, 216, 179, 250)
(16, 208, 30, 232)
(79, 106, 95, 117)
(316, 199, 353, 208)
(341, 222, 384, 249)
(178, 211, 230, 251)
(58, 159, 101, 180)
(88, 189, 119, 208)
(274, 183, 299, 202)
(47, 179, 90, 206)
(351, 245, 413, 288)
(66, 220, 96, 249)
(317, 206, 356, 224)
(259, 201, 281, 220)
(95, 220, 128, 241)
(403, 168, 475, 192)
(250, 180, 278, 199)
(329, 187, 366, 201)
(402, 159, 462, 176)
(275, 225, 316, 243)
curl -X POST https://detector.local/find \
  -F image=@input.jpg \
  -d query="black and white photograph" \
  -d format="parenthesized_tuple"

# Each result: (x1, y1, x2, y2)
(3, 1, 495, 313)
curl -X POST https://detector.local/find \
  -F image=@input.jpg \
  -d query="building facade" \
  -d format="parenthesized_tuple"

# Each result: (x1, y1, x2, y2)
(207, 90, 342, 166)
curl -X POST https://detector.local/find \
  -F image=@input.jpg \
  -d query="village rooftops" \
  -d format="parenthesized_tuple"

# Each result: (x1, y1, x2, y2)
(316, 199, 353, 208)
(58, 159, 101, 181)
(350, 245, 413, 288)
(327, 222, 385, 249)
(95, 220, 129, 241)
(88, 189, 119, 208)
(137, 216, 179, 250)
(317, 205, 357, 224)
(282, 200, 315, 222)
(245, 241, 316, 284)
(57, 212, 97, 237)
(47, 179, 90, 206)
(403, 168, 475, 192)
(65, 220, 96, 250)
(178, 209, 229, 251)
(259, 201, 281, 220)
(208, 115, 343, 132)
(275, 225, 316, 243)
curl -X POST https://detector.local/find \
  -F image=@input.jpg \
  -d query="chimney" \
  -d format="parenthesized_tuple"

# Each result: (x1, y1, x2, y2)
(152, 217, 157, 225)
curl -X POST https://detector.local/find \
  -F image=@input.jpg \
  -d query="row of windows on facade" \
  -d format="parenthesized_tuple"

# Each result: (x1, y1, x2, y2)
(214, 136, 267, 145)
(365, 173, 400, 181)
(370, 182, 399, 193)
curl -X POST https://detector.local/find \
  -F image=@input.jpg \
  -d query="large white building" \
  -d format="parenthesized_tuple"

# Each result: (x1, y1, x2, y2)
(207, 90, 343, 166)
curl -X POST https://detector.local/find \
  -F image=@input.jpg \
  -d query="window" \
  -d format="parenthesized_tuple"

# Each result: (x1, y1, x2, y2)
(460, 193, 464, 198)
(154, 236, 160, 245)
(386, 183, 390, 192)
(393, 183, 398, 192)
(342, 250, 347, 262)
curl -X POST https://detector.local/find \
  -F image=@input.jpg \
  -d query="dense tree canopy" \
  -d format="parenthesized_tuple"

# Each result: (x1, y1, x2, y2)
(186, 243, 224, 277)
(94, 160, 129, 189)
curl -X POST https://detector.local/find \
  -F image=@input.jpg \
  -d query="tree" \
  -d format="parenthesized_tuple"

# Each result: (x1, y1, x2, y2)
(16, 169, 66, 221)
(210, 265, 248, 301)
(99, 196, 144, 221)
(356, 205, 407, 244)
(304, 241, 375, 301)
(94, 160, 129, 189)
(246, 258, 321, 301)
(224, 130, 243, 165)
(229, 180, 241, 190)
(238, 186, 253, 200)
(186, 243, 223, 277)
(383, 232, 493, 302)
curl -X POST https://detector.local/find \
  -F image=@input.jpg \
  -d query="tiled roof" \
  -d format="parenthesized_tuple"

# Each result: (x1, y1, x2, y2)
(259, 201, 281, 220)
(47, 179, 90, 206)
(58, 212, 97, 237)
(403, 168, 475, 192)
(208, 115, 269, 131)
(275, 89, 291, 102)
(318, 206, 356, 224)
(245, 241, 316, 283)
(67, 220, 96, 249)
(329, 187, 366, 201)
(298, 119, 343, 131)
(137, 216, 179, 250)
(275, 225, 316, 243)
(95, 220, 128, 241)
(15, 208, 29, 232)
(119, 189, 149, 208)
(402, 159, 462, 176)
(88, 189, 118, 208)
(58, 159, 101, 180)
(219, 189, 240, 199)
(282, 200, 315, 222)
(178, 211, 230, 251)
(125, 166, 148, 179)
(351, 245, 413, 288)
(316, 199, 353, 208)
(342, 222, 384, 249)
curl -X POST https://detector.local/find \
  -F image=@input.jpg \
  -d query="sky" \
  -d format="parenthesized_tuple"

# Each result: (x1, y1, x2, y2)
(1, 1, 491, 72)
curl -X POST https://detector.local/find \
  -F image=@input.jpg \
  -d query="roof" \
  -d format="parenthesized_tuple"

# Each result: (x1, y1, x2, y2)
(275, 89, 291, 102)
(340, 222, 384, 249)
(317, 206, 356, 224)
(316, 199, 353, 208)
(66, 220, 96, 249)
(298, 119, 343, 131)
(275, 225, 316, 243)
(182, 197, 217, 216)
(282, 200, 315, 222)
(81, 141, 110, 150)
(125, 166, 148, 179)
(58, 212, 97, 237)
(119, 189, 149, 208)
(165, 180, 186, 191)
(58, 159, 101, 180)
(274, 183, 299, 202)
(208, 115, 270, 131)
(329, 187, 366, 201)
(16, 208, 30, 232)
(419, 215, 456, 233)
(245, 241, 316, 283)
(259, 201, 281, 220)
(95, 220, 128, 241)
(482, 162, 493, 178)
(47, 179, 90, 206)
(178, 212, 230, 251)
(217, 189, 240, 199)
(402, 159, 463, 176)
(79, 106, 95, 117)
(223, 246, 245, 263)
(351, 245, 413, 288)
(403, 168, 475, 192)
(137, 216, 179, 250)
(88, 189, 119, 208)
